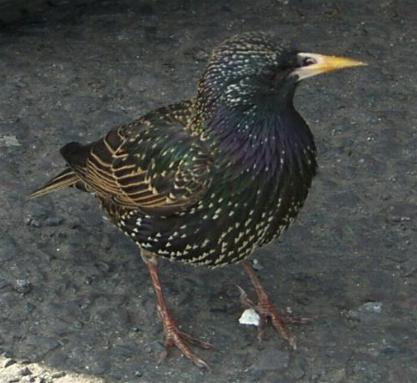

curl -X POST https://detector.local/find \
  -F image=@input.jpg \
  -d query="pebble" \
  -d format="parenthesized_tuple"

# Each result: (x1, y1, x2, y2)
(25, 215, 64, 227)
(0, 135, 20, 147)
(24, 216, 42, 228)
(361, 302, 383, 313)
(14, 280, 33, 294)
(239, 308, 261, 326)
(44, 217, 64, 227)
(251, 258, 263, 271)
(347, 301, 383, 321)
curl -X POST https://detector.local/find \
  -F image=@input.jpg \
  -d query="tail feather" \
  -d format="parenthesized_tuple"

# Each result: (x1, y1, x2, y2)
(30, 168, 79, 199)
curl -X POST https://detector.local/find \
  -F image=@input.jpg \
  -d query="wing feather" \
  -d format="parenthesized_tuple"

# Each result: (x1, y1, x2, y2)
(61, 103, 212, 214)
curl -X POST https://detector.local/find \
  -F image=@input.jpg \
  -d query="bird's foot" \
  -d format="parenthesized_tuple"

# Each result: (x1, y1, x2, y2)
(145, 255, 212, 370)
(237, 285, 301, 349)
(158, 306, 212, 370)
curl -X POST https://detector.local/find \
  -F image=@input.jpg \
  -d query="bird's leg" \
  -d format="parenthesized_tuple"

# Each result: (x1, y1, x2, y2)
(142, 252, 212, 370)
(242, 260, 300, 349)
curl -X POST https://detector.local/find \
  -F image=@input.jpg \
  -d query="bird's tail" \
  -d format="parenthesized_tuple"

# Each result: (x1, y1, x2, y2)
(30, 167, 79, 199)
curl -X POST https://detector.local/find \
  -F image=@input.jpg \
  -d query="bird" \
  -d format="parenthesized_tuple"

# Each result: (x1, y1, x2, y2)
(30, 32, 365, 369)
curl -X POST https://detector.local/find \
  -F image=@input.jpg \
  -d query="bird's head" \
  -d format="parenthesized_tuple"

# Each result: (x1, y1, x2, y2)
(198, 32, 366, 112)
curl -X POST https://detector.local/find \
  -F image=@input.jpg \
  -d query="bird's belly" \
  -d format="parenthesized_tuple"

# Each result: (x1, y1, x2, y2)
(116, 170, 312, 267)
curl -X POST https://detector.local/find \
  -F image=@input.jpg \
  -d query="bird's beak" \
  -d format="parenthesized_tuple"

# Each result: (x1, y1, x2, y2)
(293, 53, 367, 81)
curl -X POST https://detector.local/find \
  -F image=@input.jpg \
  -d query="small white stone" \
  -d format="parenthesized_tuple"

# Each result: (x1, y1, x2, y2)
(239, 308, 260, 327)
(0, 135, 21, 147)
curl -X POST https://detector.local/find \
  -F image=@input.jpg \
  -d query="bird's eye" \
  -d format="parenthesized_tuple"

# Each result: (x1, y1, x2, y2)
(302, 57, 316, 67)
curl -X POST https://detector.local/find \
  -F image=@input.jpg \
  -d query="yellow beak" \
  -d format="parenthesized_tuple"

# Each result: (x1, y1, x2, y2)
(294, 53, 367, 81)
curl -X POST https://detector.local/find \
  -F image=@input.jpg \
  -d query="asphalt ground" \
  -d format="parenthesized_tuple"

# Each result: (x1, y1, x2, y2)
(0, 0, 416, 382)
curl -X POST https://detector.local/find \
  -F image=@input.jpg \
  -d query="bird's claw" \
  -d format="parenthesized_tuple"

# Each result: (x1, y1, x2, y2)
(237, 284, 256, 308)
(162, 328, 211, 370)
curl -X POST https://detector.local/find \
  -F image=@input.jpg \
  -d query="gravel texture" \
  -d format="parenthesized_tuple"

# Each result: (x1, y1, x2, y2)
(1, 0, 416, 382)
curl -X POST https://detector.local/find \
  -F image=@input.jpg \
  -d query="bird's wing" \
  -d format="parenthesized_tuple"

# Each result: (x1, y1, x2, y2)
(61, 102, 213, 214)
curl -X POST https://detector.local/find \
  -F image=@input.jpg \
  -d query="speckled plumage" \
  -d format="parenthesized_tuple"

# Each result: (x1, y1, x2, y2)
(32, 32, 317, 268)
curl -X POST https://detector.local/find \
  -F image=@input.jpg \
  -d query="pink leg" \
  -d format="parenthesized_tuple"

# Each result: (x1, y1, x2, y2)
(144, 254, 212, 369)
(241, 260, 308, 349)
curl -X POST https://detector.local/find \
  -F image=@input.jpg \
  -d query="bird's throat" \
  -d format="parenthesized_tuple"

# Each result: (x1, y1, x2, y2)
(200, 104, 317, 179)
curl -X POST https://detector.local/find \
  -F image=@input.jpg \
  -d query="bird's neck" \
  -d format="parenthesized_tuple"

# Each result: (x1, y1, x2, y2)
(192, 100, 317, 176)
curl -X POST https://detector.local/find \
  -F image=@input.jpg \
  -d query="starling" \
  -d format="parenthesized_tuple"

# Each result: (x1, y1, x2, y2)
(30, 32, 365, 369)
